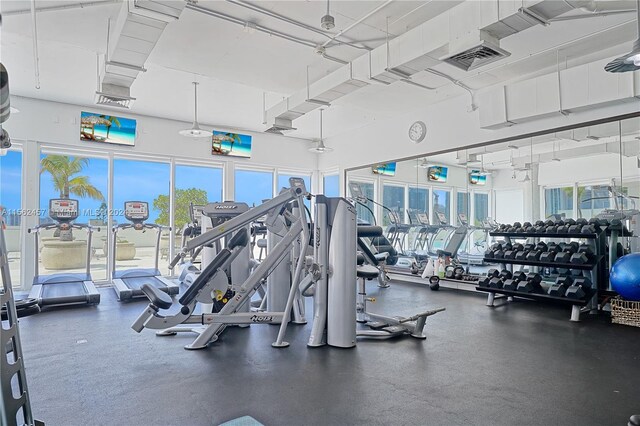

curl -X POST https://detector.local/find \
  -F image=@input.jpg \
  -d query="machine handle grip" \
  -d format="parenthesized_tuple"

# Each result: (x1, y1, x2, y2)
(168, 253, 183, 270)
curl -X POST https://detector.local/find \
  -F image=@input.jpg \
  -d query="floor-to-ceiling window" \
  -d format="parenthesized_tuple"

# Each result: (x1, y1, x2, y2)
(235, 168, 274, 206)
(408, 187, 429, 221)
(456, 191, 469, 225)
(432, 189, 451, 225)
(174, 163, 223, 252)
(544, 187, 574, 219)
(0, 150, 23, 287)
(39, 153, 109, 280)
(323, 174, 339, 197)
(350, 180, 375, 224)
(578, 185, 610, 219)
(114, 158, 171, 276)
(383, 184, 405, 225)
(474, 192, 489, 226)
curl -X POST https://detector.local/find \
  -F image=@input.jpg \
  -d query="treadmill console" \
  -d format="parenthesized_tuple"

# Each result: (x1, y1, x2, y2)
(202, 201, 250, 227)
(458, 213, 468, 226)
(49, 199, 79, 223)
(288, 177, 307, 196)
(124, 201, 149, 225)
(416, 213, 430, 225)
(349, 182, 364, 198)
(436, 212, 448, 225)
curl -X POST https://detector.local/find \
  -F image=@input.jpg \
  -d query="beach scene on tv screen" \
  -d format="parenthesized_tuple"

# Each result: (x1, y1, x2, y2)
(212, 131, 252, 158)
(80, 111, 136, 146)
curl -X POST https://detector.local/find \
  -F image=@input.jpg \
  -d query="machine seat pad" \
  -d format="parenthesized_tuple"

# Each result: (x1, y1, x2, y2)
(256, 239, 267, 248)
(141, 283, 173, 310)
(356, 253, 365, 265)
(357, 265, 380, 279)
(374, 253, 389, 261)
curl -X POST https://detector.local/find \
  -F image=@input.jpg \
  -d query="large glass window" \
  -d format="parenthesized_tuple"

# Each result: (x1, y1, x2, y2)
(114, 158, 171, 276)
(474, 192, 489, 226)
(544, 187, 573, 219)
(323, 174, 339, 197)
(174, 164, 223, 252)
(578, 185, 610, 219)
(408, 187, 429, 220)
(0, 150, 23, 287)
(383, 184, 405, 225)
(456, 191, 469, 225)
(39, 154, 109, 280)
(432, 189, 451, 225)
(351, 181, 375, 224)
(235, 169, 274, 207)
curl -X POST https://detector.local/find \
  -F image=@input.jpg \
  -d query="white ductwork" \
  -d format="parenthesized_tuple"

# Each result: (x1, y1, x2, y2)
(264, 0, 582, 131)
(478, 55, 640, 129)
(96, 0, 185, 108)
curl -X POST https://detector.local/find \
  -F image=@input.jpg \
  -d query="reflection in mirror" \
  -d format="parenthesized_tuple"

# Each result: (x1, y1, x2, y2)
(347, 114, 640, 313)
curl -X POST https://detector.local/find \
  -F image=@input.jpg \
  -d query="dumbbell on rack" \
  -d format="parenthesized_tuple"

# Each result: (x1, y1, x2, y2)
(539, 242, 561, 263)
(517, 222, 533, 233)
(547, 276, 573, 297)
(503, 271, 527, 290)
(514, 243, 535, 261)
(532, 220, 546, 233)
(485, 243, 502, 259)
(568, 218, 588, 234)
(507, 222, 522, 233)
(503, 243, 524, 259)
(543, 219, 558, 234)
(565, 277, 592, 299)
(488, 270, 513, 289)
(570, 244, 593, 265)
(556, 219, 576, 234)
(554, 242, 579, 263)
(581, 218, 602, 235)
(516, 273, 544, 293)
(526, 242, 548, 262)
(478, 269, 500, 287)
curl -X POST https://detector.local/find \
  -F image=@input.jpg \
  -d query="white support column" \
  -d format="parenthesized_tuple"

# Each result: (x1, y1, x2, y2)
(168, 158, 176, 275)
(20, 140, 40, 290)
(106, 152, 114, 280)
(226, 162, 235, 202)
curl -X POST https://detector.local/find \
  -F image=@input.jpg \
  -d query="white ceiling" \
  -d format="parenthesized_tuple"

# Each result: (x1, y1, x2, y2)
(1, 0, 638, 140)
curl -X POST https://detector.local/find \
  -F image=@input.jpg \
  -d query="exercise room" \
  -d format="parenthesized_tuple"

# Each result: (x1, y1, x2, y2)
(1, 1, 639, 425)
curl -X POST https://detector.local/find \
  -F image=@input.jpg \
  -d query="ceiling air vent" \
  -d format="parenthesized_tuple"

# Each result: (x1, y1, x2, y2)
(443, 41, 510, 72)
(94, 83, 136, 109)
(264, 117, 296, 135)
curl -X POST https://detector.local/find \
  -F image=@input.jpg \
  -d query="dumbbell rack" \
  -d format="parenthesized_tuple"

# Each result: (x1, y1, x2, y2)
(476, 230, 607, 322)
(0, 219, 42, 425)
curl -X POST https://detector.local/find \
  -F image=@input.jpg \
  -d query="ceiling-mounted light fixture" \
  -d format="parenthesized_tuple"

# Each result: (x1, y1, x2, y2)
(605, 0, 640, 73)
(552, 142, 561, 162)
(179, 81, 212, 138)
(309, 109, 334, 153)
(320, 0, 335, 30)
(522, 171, 531, 182)
(414, 158, 434, 168)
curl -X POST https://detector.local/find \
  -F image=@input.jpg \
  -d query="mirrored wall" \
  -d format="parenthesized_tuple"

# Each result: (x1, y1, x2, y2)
(346, 114, 640, 290)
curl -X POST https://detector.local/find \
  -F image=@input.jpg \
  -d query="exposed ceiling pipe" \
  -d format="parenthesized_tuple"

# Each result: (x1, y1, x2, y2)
(186, 3, 349, 65)
(549, 9, 636, 21)
(321, 0, 394, 49)
(224, 0, 369, 50)
(30, 0, 41, 89)
(2, 0, 117, 16)
(424, 68, 476, 110)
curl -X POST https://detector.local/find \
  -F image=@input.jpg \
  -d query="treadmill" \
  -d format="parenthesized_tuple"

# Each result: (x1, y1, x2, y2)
(28, 199, 101, 308)
(111, 201, 179, 301)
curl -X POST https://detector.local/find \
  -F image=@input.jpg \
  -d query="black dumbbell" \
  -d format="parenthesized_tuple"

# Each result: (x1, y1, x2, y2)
(504, 243, 524, 259)
(526, 241, 548, 262)
(454, 266, 465, 280)
(532, 220, 546, 233)
(554, 242, 579, 263)
(507, 222, 522, 233)
(568, 218, 587, 234)
(557, 219, 575, 234)
(540, 242, 561, 263)
(518, 222, 533, 233)
(565, 277, 592, 299)
(485, 242, 502, 259)
(545, 220, 559, 234)
(570, 244, 593, 265)
(478, 276, 491, 287)
(445, 266, 456, 279)
(515, 243, 535, 261)
(503, 271, 527, 290)
(548, 275, 573, 297)
(516, 273, 544, 293)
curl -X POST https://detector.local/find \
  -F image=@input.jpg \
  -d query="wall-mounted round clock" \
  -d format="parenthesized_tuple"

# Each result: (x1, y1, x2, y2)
(409, 121, 427, 144)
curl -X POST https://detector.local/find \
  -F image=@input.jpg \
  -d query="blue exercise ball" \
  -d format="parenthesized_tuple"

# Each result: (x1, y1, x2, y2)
(611, 253, 640, 301)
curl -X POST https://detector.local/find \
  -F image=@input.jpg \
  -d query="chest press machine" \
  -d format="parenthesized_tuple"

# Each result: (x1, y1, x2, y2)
(132, 179, 445, 350)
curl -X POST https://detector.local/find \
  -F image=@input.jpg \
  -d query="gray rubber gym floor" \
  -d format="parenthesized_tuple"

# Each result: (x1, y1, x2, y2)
(16, 282, 640, 426)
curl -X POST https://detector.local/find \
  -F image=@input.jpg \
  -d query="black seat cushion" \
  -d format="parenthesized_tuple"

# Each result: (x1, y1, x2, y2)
(356, 253, 365, 265)
(357, 265, 380, 279)
(141, 283, 173, 310)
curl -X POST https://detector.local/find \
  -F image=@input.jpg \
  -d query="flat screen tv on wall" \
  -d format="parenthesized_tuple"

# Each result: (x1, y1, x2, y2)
(80, 111, 136, 146)
(427, 166, 448, 183)
(372, 162, 396, 176)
